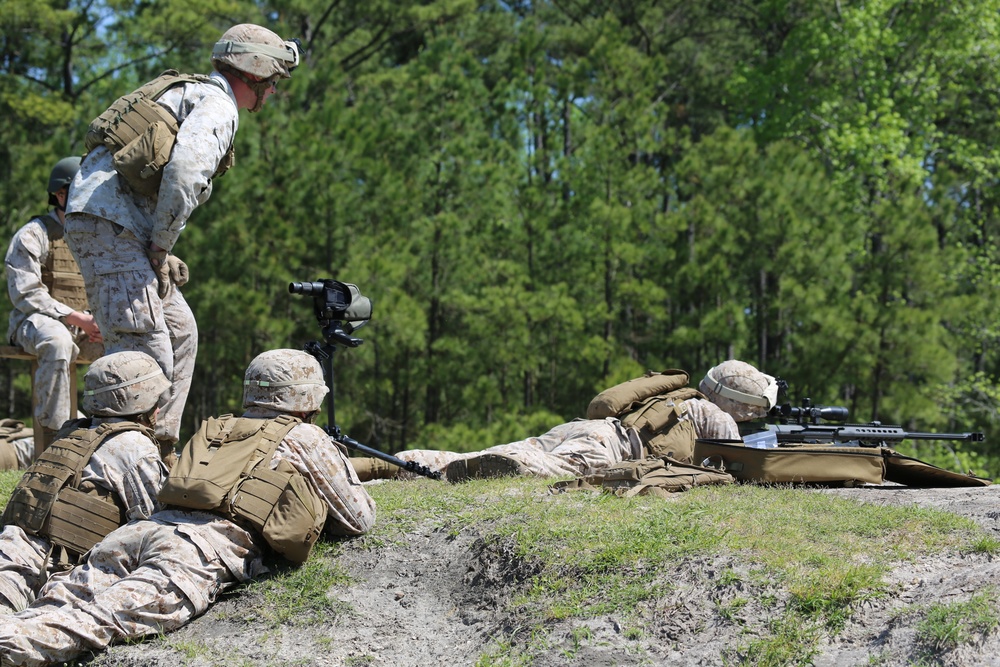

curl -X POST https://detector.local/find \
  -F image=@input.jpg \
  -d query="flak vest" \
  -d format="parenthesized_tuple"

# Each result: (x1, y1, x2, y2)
(157, 415, 328, 563)
(37, 214, 89, 314)
(84, 70, 236, 198)
(1, 419, 157, 567)
(587, 370, 704, 463)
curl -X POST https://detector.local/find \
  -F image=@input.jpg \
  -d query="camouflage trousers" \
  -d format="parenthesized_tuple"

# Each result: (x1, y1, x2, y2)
(0, 517, 238, 666)
(64, 213, 197, 443)
(11, 314, 78, 430)
(396, 418, 641, 479)
(0, 527, 51, 615)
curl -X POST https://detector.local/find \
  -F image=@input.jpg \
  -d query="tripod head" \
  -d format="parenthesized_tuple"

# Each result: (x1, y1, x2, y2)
(291, 278, 373, 428)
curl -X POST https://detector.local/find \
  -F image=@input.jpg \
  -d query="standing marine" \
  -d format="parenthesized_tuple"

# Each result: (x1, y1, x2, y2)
(64, 23, 300, 448)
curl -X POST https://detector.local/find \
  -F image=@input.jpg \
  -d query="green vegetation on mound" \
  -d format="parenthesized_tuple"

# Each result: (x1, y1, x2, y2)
(2, 469, 996, 666)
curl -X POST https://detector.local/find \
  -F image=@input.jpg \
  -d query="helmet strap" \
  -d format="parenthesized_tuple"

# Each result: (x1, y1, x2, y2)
(224, 66, 274, 113)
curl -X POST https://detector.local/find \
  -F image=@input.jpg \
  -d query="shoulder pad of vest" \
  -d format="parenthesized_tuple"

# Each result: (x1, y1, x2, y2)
(144, 71, 216, 100)
(93, 419, 153, 436)
(32, 213, 63, 241)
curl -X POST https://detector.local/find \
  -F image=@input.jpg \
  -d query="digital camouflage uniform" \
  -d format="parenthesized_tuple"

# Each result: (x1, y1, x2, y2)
(393, 397, 740, 479)
(0, 351, 169, 616)
(0, 421, 165, 614)
(5, 212, 99, 431)
(62, 70, 237, 442)
(63, 23, 298, 446)
(0, 350, 375, 666)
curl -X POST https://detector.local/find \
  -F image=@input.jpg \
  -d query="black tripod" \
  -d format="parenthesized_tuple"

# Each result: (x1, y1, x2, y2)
(304, 320, 441, 481)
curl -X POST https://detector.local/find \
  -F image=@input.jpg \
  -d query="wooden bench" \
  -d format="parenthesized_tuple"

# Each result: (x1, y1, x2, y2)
(0, 345, 95, 459)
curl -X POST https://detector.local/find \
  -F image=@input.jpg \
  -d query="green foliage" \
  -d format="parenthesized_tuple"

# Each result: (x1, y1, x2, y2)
(2, 0, 1000, 473)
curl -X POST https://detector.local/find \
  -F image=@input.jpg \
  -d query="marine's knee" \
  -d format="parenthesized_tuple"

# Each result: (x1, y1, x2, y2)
(33, 333, 75, 364)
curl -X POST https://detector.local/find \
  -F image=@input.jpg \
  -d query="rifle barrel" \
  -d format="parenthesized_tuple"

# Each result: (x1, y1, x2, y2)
(895, 431, 985, 442)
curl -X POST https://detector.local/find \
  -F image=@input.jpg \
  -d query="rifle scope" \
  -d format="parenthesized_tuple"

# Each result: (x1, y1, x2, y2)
(772, 401, 850, 424)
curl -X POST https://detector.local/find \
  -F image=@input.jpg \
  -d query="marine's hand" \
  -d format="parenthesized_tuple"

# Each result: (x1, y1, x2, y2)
(64, 311, 103, 343)
(166, 255, 189, 287)
(146, 247, 171, 298)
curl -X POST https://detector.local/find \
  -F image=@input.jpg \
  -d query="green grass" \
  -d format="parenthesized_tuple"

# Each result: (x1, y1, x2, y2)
(365, 477, 989, 664)
(242, 540, 354, 626)
(0, 468, 993, 665)
(914, 587, 1000, 659)
(0, 470, 22, 504)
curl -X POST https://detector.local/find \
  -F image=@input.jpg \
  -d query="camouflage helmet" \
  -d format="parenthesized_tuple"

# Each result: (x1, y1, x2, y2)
(699, 360, 779, 422)
(243, 349, 328, 413)
(48, 156, 81, 194)
(211, 24, 299, 81)
(82, 351, 170, 417)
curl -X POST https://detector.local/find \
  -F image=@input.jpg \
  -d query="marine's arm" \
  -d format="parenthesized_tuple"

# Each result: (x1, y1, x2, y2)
(4, 221, 73, 321)
(150, 82, 239, 252)
(84, 429, 169, 522)
(684, 398, 740, 440)
(278, 423, 377, 536)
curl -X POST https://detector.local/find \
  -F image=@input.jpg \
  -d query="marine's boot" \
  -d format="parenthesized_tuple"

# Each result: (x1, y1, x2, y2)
(350, 457, 399, 482)
(445, 453, 527, 483)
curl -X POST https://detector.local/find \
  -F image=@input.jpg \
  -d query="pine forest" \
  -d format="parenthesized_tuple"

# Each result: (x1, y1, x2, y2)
(3, 0, 1000, 476)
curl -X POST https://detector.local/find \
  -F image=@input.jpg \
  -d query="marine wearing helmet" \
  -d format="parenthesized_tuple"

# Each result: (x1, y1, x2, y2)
(699, 359, 780, 422)
(47, 157, 81, 210)
(211, 24, 300, 112)
(242, 348, 328, 415)
(83, 350, 171, 422)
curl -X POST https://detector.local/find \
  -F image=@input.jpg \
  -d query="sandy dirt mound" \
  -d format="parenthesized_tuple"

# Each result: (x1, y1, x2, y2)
(82, 484, 1000, 666)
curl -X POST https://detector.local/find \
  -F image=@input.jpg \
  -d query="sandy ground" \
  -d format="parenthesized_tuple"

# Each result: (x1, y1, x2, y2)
(80, 483, 1000, 667)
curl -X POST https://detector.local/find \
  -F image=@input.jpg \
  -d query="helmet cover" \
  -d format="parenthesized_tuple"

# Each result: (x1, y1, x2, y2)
(211, 24, 298, 80)
(82, 351, 170, 417)
(243, 349, 328, 413)
(699, 360, 779, 422)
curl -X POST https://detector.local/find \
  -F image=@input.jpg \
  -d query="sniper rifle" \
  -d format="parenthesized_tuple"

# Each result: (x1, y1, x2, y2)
(759, 398, 985, 448)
